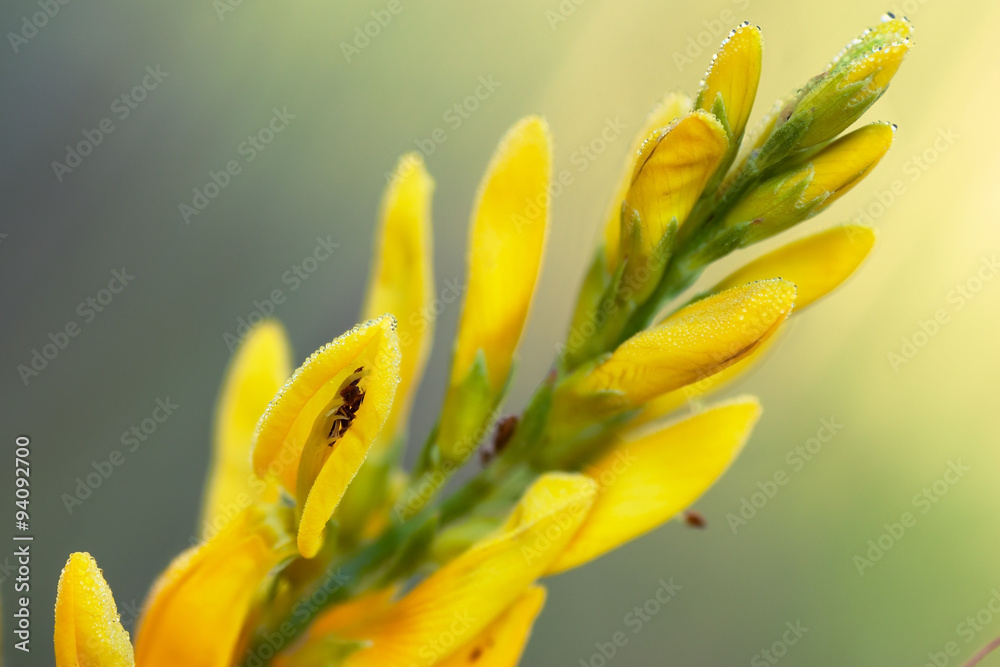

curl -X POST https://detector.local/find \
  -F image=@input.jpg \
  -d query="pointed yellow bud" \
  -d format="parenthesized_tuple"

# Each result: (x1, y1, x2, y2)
(767, 15, 911, 153)
(450, 115, 551, 393)
(362, 152, 435, 445)
(55, 553, 134, 667)
(623, 111, 729, 260)
(696, 22, 763, 142)
(723, 122, 893, 245)
(555, 279, 795, 418)
(252, 315, 400, 557)
(200, 320, 290, 539)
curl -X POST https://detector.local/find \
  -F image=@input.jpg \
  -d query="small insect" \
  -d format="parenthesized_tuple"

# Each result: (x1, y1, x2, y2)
(683, 510, 707, 529)
(480, 415, 518, 464)
(325, 367, 366, 445)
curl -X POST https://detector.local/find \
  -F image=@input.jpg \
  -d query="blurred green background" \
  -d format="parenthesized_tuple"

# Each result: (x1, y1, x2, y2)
(2, 0, 999, 664)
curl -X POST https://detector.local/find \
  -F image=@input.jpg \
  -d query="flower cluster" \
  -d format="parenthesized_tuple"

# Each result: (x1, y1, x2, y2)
(54, 15, 911, 667)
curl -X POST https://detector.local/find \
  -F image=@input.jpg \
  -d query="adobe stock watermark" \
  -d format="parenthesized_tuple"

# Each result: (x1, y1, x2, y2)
(51, 65, 170, 182)
(854, 126, 959, 226)
(409, 610, 476, 667)
(671, 0, 753, 71)
(222, 235, 340, 352)
(726, 418, 843, 533)
(750, 620, 809, 666)
(545, 0, 591, 30)
(340, 0, 407, 63)
(853, 459, 970, 576)
(514, 116, 627, 237)
(17, 268, 135, 386)
(921, 588, 1000, 667)
(179, 107, 295, 224)
(887, 254, 999, 372)
(213, 0, 247, 21)
(578, 578, 682, 666)
(385, 75, 502, 187)
(399, 276, 467, 349)
(7, 0, 74, 54)
(61, 397, 180, 514)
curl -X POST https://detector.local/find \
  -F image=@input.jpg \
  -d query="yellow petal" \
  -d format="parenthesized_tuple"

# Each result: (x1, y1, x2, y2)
(362, 153, 435, 444)
(55, 553, 134, 667)
(696, 22, 763, 141)
(450, 116, 551, 392)
(569, 279, 796, 408)
(200, 320, 290, 538)
(549, 399, 761, 573)
(343, 473, 596, 667)
(251, 315, 400, 557)
(623, 111, 729, 259)
(603, 93, 692, 269)
(134, 507, 294, 667)
(433, 586, 546, 667)
(633, 333, 780, 425)
(711, 224, 876, 310)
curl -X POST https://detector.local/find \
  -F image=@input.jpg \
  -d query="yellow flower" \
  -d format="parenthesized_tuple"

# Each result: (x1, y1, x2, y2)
(449, 116, 551, 395)
(200, 320, 291, 538)
(252, 314, 400, 557)
(619, 111, 728, 301)
(360, 153, 435, 446)
(601, 92, 692, 270)
(552, 279, 795, 425)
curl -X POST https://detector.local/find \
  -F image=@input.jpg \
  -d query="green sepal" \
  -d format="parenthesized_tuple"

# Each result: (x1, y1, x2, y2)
(438, 349, 495, 464)
(375, 512, 439, 586)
